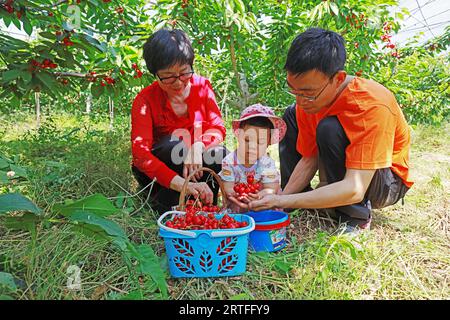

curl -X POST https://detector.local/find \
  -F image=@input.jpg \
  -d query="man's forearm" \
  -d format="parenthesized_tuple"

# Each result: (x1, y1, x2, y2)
(282, 156, 318, 195)
(278, 179, 363, 209)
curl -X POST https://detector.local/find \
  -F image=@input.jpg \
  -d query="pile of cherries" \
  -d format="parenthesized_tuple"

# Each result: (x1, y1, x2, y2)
(233, 174, 261, 201)
(165, 200, 248, 230)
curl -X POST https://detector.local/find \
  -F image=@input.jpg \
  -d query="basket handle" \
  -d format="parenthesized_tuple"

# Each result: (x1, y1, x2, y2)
(178, 167, 228, 210)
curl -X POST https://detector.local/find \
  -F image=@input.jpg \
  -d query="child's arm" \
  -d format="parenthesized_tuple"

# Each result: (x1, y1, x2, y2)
(261, 182, 280, 195)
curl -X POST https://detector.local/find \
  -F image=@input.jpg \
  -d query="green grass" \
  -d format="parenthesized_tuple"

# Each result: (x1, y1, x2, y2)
(0, 111, 449, 300)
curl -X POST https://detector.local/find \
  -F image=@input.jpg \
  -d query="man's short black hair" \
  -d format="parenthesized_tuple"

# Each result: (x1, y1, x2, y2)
(239, 116, 274, 130)
(143, 29, 194, 75)
(284, 28, 346, 77)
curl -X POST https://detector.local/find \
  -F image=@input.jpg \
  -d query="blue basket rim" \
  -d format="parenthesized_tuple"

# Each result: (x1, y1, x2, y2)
(244, 210, 289, 226)
(158, 211, 255, 239)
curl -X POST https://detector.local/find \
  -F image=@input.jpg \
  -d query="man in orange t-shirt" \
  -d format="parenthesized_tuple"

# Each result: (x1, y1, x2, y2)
(249, 28, 413, 233)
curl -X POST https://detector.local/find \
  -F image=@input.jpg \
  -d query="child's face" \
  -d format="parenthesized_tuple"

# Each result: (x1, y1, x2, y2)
(237, 124, 271, 165)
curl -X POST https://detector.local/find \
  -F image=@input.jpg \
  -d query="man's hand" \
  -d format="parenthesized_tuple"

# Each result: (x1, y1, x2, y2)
(248, 193, 280, 211)
(183, 142, 204, 181)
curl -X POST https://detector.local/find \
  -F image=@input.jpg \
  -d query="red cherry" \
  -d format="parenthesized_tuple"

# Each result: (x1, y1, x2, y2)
(386, 42, 395, 49)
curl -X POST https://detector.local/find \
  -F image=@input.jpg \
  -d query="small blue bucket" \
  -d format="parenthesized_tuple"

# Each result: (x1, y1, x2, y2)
(244, 210, 290, 252)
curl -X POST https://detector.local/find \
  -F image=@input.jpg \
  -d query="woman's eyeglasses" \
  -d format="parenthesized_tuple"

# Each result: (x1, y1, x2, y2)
(156, 70, 194, 85)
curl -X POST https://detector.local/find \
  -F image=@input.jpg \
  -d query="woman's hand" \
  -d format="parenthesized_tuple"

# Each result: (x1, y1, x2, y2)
(183, 141, 205, 181)
(186, 182, 213, 204)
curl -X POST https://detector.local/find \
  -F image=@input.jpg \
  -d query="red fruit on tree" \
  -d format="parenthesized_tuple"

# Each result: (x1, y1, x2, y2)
(386, 42, 395, 49)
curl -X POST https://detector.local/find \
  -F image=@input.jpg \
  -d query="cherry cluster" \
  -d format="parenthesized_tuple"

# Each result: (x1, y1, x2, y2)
(381, 22, 399, 58)
(62, 35, 74, 47)
(165, 200, 248, 230)
(233, 174, 261, 202)
(30, 59, 57, 70)
(132, 63, 143, 78)
(2, 1, 15, 14)
(101, 76, 116, 86)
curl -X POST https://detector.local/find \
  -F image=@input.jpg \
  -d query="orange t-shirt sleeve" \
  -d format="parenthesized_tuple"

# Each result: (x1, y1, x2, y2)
(342, 105, 396, 169)
(296, 108, 318, 157)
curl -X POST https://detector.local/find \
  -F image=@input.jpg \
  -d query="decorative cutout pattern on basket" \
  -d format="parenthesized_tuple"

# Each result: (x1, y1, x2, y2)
(216, 237, 237, 256)
(173, 256, 195, 274)
(217, 254, 239, 274)
(199, 250, 213, 273)
(172, 238, 194, 257)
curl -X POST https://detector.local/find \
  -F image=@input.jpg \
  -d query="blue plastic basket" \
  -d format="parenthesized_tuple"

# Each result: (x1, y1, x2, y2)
(158, 211, 255, 278)
(244, 210, 290, 252)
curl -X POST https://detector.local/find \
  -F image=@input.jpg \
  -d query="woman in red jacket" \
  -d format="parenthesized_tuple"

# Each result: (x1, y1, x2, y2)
(131, 29, 227, 214)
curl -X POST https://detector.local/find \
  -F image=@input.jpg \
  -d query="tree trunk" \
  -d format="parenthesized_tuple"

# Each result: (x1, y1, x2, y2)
(35, 91, 41, 128)
(229, 27, 243, 100)
(86, 93, 92, 114)
(108, 96, 114, 131)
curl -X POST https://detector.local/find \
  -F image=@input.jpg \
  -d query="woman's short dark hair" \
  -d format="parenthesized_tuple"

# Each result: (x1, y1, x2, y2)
(239, 117, 274, 130)
(284, 28, 346, 77)
(143, 29, 194, 75)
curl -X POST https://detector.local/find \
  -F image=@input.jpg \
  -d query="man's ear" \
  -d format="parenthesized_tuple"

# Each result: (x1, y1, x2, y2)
(335, 70, 347, 86)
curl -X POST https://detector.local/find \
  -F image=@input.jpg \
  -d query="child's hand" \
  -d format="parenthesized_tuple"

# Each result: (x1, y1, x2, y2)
(227, 192, 250, 211)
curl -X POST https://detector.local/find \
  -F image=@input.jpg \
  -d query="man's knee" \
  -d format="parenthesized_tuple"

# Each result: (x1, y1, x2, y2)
(316, 116, 341, 141)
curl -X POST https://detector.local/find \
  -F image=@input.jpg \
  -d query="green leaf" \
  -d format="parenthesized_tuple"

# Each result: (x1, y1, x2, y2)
(20, 71, 32, 84)
(1, 70, 21, 83)
(35, 72, 58, 92)
(22, 16, 33, 36)
(39, 32, 55, 40)
(230, 293, 252, 300)
(0, 272, 17, 291)
(91, 84, 104, 98)
(9, 164, 28, 179)
(4, 212, 41, 233)
(54, 193, 120, 217)
(12, 17, 21, 30)
(0, 172, 8, 185)
(329, 2, 339, 16)
(274, 260, 293, 274)
(132, 244, 168, 299)
(0, 157, 9, 169)
(68, 211, 127, 240)
(0, 193, 42, 215)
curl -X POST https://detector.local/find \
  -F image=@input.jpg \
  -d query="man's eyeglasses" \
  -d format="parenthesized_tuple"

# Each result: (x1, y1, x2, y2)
(156, 70, 194, 85)
(287, 73, 336, 102)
